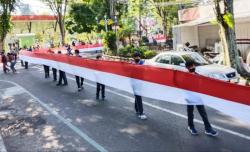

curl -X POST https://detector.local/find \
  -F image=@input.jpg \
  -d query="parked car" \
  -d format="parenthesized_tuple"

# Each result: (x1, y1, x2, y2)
(145, 51, 240, 82)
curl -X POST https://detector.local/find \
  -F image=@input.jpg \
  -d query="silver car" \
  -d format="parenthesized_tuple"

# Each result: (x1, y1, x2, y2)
(145, 51, 239, 82)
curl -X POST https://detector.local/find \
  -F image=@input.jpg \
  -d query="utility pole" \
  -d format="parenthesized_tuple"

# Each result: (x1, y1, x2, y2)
(104, 15, 108, 32)
(110, 0, 114, 19)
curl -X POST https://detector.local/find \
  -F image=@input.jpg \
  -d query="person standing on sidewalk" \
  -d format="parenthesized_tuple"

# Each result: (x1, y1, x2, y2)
(185, 61, 218, 137)
(66, 45, 73, 56)
(56, 51, 68, 86)
(246, 52, 250, 85)
(96, 54, 105, 100)
(74, 49, 84, 91)
(133, 52, 147, 120)
(1, 51, 10, 74)
(7, 52, 17, 73)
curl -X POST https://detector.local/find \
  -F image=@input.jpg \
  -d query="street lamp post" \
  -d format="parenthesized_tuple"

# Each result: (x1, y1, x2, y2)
(114, 15, 119, 55)
(104, 15, 108, 32)
(96, 15, 108, 32)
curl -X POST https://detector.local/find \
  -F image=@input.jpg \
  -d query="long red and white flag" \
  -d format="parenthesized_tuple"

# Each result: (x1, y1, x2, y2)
(20, 51, 250, 125)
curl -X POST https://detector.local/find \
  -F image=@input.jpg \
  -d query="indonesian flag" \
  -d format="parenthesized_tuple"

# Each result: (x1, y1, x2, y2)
(32, 44, 103, 54)
(19, 51, 250, 125)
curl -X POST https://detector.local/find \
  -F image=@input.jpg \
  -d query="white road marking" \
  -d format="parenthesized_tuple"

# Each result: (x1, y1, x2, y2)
(0, 86, 26, 98)
(0, 135, 7, 152)
(0, 80, 108, 152)
(68, 76, 250, 141)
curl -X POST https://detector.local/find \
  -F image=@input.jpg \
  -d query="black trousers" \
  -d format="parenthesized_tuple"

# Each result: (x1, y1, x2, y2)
(21, 60, 24, 66)
(75, 76, 84, 88)
(58, 70, 68, 85)
(43, 65, 50, 78)
(3, 63, 9, 73)
(25, 62, 28, 69)
(52, 68, 57, 81)
(187, 105, 212, 130)
(135, 95, 143, 115)
(96, 83, 105, 98)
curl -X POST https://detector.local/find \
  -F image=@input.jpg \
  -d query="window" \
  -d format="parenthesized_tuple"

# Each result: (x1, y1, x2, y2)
(171, 55, 184, 65)
(155, 55, 171, 64)
(182, 52, 211, 66)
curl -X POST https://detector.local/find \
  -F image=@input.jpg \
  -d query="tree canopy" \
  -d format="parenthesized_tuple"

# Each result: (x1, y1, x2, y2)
(0, 0, 16, 49)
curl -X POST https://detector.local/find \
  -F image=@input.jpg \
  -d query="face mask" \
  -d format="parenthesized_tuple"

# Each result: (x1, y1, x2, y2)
(189, 68, 195, 73)
(135, 59, 140, 63)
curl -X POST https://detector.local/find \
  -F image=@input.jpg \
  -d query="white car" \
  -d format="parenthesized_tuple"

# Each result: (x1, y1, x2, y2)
(145, 51, 239, 82)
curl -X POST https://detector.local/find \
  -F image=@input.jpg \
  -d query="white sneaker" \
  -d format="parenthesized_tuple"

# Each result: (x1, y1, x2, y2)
(138, 114, 147, 120)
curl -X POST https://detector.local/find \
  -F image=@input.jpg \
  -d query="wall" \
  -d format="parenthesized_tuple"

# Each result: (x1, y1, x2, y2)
(235, 22, 250, 59)
(180, 26, 199, 47)
(198, 25, 220, 48)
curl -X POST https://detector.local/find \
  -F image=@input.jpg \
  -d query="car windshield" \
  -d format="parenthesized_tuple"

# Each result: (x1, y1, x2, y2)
(181, 53, 212, 66)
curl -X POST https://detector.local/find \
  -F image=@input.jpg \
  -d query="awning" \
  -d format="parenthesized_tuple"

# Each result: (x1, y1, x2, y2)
(173, 17, 214, 28)
(174, 12, 250, 28)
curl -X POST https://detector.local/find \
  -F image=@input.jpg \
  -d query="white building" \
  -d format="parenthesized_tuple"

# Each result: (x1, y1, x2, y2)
(173, 0, 250, 60)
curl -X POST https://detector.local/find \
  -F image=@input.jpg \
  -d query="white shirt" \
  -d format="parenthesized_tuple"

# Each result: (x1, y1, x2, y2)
(246, 52, 250, 66)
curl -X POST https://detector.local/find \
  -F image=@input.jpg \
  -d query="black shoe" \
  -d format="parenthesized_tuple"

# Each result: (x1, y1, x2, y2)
(62, 84, 68, 86)
(205, 128, 218, 137)
(96, 96, 99, 100)
(188, 126, 198, 135)
(56, 83, 61, 86)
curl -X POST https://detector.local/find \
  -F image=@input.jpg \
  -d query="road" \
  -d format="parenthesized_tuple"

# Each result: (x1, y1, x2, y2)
(0, 62, 250, 152)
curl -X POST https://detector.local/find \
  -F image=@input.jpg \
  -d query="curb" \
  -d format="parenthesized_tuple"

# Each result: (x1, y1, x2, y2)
(0, 134, 7, 152)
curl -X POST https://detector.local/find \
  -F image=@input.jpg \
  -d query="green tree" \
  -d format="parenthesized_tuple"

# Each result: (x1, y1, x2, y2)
(214, 0, 250, 78)
(43, 0, 68, 45)
(103, 31, 117, 55)
(0, 0, 16, 50)
(66, 2, 96, 33)
(152, 0, 178, 38)
(118, 16, 137, 45)
(66, 0, 113, 34)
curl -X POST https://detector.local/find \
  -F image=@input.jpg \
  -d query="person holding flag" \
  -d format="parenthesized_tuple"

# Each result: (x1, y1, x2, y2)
(185, 61, 218, 136)
(74, 49, 84, 91)
(133, 52, 147, 120)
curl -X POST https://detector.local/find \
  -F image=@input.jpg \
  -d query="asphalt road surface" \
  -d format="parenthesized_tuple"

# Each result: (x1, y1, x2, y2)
(0, 62, 250, 152)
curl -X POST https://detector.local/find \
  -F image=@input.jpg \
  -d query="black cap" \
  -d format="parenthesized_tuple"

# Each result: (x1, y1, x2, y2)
(133, 51, 141, 58)
(185, 42, 190, 47)
(75, 49, 79, 54)
(185, 61, 195, 68)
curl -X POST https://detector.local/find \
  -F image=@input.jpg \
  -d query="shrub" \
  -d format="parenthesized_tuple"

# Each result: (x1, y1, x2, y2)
(118, 45, 157, 59)
(118, 47, 129, 57)
(144, 50, 157, 59)
(103, 31, 117, 55)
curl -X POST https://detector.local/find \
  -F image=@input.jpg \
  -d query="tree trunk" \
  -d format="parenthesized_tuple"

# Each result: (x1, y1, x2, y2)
(0, 41, 4, 50)
(27, 22, 32, 33)
(219, 24, 231, 66)
(162, 18, 167, 41)
(54, 20, 58, 32)
(221, 0, 250, 77)
(58, 13, 65, 45)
